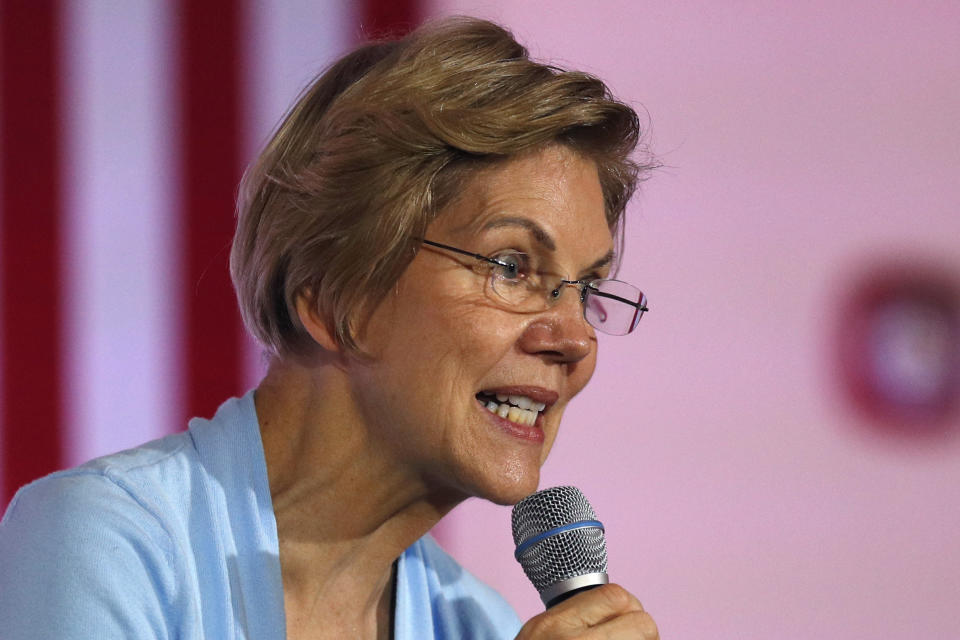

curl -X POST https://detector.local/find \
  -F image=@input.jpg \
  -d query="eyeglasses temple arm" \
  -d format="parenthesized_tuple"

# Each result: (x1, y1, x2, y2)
(419, 239, 510, 268)
(587, 287, 649, 312)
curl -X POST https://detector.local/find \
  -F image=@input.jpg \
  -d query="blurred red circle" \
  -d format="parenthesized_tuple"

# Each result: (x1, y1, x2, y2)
(837, 265, 960, 433)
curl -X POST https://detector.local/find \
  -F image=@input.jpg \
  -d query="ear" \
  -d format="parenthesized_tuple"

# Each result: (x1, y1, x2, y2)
(294, 292, 341, 354)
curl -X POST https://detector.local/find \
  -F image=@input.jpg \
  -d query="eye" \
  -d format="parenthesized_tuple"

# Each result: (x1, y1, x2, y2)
(490, 251, 530, 282)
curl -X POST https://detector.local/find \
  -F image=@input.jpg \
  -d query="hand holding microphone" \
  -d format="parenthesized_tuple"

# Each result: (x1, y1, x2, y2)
(511, 487, 659, 639)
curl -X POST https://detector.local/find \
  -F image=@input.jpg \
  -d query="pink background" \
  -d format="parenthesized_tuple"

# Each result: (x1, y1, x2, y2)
(2, 2, 958, 638)
(428, 1, 960, 638)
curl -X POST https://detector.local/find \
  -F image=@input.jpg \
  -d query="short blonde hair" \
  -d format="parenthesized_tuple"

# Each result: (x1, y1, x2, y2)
(231, 16, 654, 358)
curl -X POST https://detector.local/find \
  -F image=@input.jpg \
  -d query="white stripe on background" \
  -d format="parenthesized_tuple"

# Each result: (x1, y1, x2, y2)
(62, 1, 180, 464)
(241, 0, 357, 387)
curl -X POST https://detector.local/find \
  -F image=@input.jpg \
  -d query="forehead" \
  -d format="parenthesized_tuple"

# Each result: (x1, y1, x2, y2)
(435, 146, 612, 255)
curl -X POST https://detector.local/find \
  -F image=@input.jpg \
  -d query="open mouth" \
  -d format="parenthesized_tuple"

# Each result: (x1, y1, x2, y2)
(476, 391, 546, 427)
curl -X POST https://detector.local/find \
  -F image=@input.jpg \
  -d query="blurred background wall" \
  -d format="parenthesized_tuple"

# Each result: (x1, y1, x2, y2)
(2, 1, 958, 638)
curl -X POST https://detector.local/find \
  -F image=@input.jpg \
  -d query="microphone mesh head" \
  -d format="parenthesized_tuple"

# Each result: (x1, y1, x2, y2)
(511, 486, 607, 594)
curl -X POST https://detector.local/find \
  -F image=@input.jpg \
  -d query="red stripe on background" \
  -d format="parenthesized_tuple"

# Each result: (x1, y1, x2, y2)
(362, 0, 422, 37)
(177, 1, 245, 422)
(1, 1, 64, 504)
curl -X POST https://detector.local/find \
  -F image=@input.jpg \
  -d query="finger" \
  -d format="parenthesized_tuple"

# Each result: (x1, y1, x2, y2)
(547, 583, 644, 628)
(580, 610, 659, 640)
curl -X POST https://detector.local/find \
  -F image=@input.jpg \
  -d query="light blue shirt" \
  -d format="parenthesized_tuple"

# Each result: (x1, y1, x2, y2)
(0, 392, 522, 639)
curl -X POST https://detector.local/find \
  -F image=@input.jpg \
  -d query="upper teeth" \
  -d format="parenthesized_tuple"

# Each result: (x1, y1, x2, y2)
(483, 394, 546, 426)
(495, 394, 546, 411)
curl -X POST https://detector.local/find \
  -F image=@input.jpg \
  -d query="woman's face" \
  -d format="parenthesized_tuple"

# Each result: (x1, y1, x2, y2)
(349, 145, 614, 505)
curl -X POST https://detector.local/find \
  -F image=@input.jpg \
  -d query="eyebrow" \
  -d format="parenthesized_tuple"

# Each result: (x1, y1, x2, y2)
(587, 249, 616, 273)
(479, 216, 615, 274)
(480, 216, 556, 251)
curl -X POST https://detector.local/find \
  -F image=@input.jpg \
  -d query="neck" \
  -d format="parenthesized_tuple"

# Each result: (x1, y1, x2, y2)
(255, 358, 464, 639)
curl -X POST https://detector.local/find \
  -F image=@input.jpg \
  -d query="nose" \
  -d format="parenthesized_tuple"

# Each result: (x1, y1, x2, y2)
(518, 285, 593, 363)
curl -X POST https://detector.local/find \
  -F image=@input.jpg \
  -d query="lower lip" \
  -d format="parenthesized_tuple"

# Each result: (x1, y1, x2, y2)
(476, 399, 545, 443)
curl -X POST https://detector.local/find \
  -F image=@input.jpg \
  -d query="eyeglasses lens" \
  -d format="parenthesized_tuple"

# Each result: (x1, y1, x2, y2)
(584, 280, 646, 335)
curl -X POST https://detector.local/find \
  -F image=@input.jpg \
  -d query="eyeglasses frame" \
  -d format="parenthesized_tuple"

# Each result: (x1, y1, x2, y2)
(418, 239, 649, 333)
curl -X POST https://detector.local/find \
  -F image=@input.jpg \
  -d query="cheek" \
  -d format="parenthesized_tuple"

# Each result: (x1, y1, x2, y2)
(450, 309, 520, 363)
(405, 286, 519, 362)
(364, 292, 520, 413)
(538, 344, 599, 463)
(571, 345, 599, 394)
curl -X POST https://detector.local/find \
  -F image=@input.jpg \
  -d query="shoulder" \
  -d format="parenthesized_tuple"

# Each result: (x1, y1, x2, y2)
(401, 534, 523, 639)
(0, 440, 196, 638)
(2, 437, 188, 551)
(5, 429, 199, 543)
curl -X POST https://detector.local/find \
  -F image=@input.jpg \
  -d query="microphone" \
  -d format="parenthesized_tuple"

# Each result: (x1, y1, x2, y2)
(511, 486, 609, 608)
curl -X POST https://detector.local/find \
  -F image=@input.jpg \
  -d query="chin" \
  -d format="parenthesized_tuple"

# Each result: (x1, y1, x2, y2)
(464, 457, 542, 506)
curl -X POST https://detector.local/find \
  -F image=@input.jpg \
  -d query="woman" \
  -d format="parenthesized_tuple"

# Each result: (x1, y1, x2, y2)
(0, 17, 657, 640)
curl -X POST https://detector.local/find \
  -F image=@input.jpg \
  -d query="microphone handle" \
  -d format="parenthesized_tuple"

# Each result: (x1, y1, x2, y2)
(547, 583, 602, 608)
(542, 571, 610, 608)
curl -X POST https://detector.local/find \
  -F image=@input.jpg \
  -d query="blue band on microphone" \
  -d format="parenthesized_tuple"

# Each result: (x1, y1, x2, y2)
(513, 519, 605, 560)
